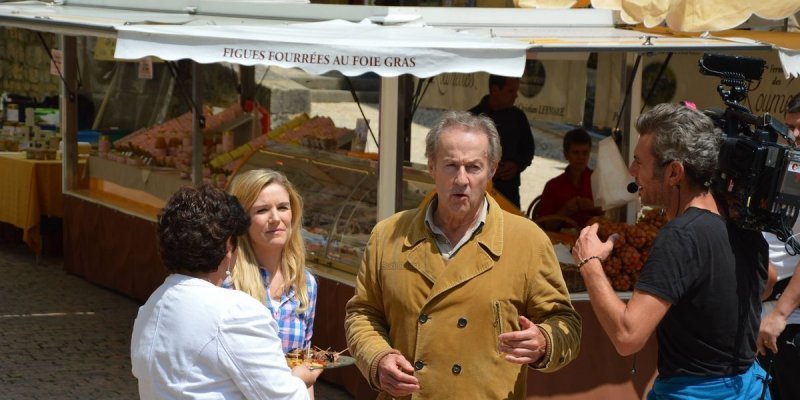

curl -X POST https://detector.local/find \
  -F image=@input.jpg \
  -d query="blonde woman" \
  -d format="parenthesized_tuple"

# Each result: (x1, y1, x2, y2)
(226, 169, 318, 396)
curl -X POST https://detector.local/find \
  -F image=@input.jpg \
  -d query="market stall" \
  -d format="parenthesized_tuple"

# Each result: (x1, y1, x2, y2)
(0, 1, 793, 399)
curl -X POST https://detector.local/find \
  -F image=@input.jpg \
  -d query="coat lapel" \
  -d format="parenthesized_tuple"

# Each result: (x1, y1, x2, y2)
(404, 201, 440, 284)
(405, 195, 507, 303)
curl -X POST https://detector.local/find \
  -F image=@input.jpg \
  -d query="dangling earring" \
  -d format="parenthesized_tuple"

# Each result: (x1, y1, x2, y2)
(226, 259, 232, 277)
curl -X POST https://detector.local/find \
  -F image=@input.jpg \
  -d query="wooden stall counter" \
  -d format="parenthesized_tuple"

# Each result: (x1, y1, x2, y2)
(527, 298, 657, 400)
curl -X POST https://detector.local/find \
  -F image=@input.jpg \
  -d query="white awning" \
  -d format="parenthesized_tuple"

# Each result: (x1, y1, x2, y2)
(0, 1, 782, 77)
(113, 20, 530, 78)
(589, 0, 800, 34)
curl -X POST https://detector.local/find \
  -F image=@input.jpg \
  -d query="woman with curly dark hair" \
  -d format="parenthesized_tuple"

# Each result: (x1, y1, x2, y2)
(131, 184, 320, 400)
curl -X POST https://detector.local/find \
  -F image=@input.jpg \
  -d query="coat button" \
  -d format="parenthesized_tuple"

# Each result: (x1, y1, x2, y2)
(452, 364, 462, 375)
(418, 313, 429, 324)
(414, 361, 424, 371)
(457, 318, 467, 328)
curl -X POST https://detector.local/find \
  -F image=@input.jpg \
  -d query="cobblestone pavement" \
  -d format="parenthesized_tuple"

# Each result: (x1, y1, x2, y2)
(0, 242, 352, 400)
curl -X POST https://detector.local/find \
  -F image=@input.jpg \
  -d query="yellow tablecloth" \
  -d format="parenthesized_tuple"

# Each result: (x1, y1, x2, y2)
(0, 155, 79, 254)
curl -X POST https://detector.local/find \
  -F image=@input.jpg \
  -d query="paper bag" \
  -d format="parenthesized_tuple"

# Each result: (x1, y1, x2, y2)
(591, 136, 637, 210)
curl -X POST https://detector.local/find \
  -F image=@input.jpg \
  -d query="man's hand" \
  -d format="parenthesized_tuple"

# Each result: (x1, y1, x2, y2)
(758, 311, 787, 355)
(572, 223, 616, 265)
(497, 316, 547, 364)
(377, 353, 420, 397)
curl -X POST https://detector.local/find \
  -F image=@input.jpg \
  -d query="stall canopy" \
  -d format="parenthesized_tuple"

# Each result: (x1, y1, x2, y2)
(515, 0, 799, 33)
(0, 1, 778, 75)
(512, 0, 800, 78)
(113, 20, 529, 78)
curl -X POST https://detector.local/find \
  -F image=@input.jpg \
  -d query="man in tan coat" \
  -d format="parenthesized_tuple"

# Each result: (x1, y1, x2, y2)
(344, 111, 581, 399)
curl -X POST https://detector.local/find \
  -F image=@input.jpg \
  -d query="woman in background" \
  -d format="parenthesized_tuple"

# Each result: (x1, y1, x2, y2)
(131, 184, 319, 400)
(228, 169, 319, 398)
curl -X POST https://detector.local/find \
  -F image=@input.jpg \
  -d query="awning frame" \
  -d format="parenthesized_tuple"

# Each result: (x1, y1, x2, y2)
(0, 0, 783, 221)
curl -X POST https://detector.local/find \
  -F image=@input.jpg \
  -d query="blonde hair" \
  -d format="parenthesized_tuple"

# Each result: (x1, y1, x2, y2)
(228, 169, 310, 313)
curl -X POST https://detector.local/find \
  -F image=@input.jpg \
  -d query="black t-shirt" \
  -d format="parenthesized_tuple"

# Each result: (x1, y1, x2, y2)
(634, 207, 768, 378)
(469, 97, 535, 194)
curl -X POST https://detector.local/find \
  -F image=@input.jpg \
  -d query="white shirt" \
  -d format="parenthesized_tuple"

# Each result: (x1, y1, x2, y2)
(131, 274, 308, 400)
(763, 220, 800, 325)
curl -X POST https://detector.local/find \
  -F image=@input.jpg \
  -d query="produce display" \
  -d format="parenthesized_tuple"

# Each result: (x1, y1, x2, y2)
(269, 114, 352, 151)
(96, 107, 354, 188)
(589, 208, 668, 291)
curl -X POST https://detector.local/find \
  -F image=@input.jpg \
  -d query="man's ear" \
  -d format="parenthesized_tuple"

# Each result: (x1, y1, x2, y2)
(668, 161, 684, 186)
(490, 162, 498, 178)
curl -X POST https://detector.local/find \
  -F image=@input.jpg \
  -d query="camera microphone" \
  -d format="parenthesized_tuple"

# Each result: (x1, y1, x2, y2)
(627, 182, 639, 194)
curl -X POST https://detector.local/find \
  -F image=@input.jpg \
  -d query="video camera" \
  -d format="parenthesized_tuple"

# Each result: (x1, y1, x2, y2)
(699, 53, 800, 253)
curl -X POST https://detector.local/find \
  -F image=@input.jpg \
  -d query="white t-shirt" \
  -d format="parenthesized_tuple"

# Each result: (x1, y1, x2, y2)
(763, 219, 800, 325)
(131, 274, 308, 400)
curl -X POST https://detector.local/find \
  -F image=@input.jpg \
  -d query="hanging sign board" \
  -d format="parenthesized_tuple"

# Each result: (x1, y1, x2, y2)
(114, 20, 529, 78)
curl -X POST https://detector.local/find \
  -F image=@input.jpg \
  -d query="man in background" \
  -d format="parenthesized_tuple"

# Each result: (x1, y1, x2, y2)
(758, 93, 800, 400)
(469, 75, 534, 209)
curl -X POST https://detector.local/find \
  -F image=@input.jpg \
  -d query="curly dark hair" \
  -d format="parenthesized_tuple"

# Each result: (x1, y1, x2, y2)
(157, 184, 250, 274)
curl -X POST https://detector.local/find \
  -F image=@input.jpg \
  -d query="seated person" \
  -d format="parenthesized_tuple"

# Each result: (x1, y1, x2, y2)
(536, 128, 603, 230)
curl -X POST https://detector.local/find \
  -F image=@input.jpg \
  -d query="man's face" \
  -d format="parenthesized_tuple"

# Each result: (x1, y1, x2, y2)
(786, 111, 800, 144)
(629, 133, 667, 207)
(565, 143, 591, 171)
(428, 127, 496, 221)
(490, 78, 520, 110)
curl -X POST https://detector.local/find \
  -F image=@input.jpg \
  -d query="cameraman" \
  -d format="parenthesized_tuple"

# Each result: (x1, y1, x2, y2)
(572, 103, 771, 398)
(757, 94, 800, 400)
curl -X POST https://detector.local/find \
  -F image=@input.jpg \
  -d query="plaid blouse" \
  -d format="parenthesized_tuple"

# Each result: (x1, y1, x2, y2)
(223, 268, 317, 353)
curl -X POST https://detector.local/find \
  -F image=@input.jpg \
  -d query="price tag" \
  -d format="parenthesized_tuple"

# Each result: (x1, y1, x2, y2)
(138, 57, 154, 80)
(50, 49, 63, 76)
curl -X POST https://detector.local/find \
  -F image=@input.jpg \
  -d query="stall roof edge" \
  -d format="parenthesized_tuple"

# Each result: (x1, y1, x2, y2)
(0, 1, 778, 54)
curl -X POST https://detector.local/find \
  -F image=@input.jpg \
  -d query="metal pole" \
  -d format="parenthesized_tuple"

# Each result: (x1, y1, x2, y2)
(622, 52, 642, 224)
(377, 76, 401, 221)
(60, 35, 78, 192)
(192, 62, 204, 186)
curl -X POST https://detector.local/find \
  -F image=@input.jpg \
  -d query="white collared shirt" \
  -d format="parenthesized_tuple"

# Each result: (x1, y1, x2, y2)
(131, 274, 308, 400)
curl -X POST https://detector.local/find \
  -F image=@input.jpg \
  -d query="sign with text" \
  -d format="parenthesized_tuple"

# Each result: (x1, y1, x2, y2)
(113, 21, 529, 78)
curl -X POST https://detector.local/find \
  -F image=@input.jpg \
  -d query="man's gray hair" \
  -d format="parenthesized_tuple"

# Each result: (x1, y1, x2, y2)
(425, 111, 502, 164)
(636, 103, 721, 187)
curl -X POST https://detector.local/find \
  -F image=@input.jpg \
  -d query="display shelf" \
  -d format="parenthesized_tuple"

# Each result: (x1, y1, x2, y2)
(88, 156, 186, 202)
